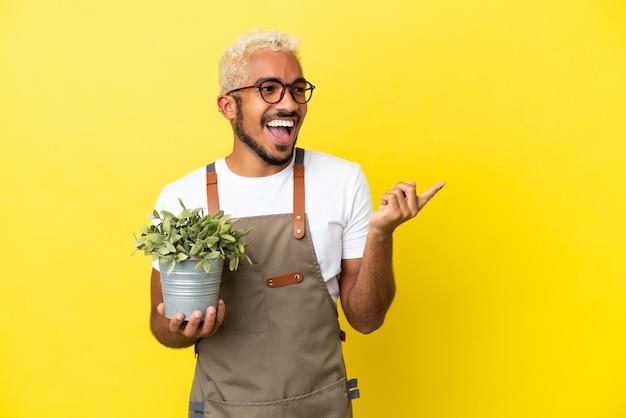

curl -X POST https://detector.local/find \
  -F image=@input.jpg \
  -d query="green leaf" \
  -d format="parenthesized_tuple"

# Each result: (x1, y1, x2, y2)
(164, 241, 176, 253)
(169, 231, 181, 243)
(133, 237, 146, 248)
(176, 253, 188, 261)
(229, 257, 238, 271)
(219, 234, 236, 242)
(161, 210, 175, 219)
(163, 218, 171, 234)
(190, 242, 204, 255)
(204, 236, 219, 245)
(200, 251, 221, 260)
(179, 209, 193, 219)
(166, 261, 176, 275)
(193, 259, 215, 272)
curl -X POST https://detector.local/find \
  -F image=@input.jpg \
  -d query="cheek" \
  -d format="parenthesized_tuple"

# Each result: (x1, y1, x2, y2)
(238, 109, 261, 130)
(244, 106, 271, 129)
(298, 105, 308, 121)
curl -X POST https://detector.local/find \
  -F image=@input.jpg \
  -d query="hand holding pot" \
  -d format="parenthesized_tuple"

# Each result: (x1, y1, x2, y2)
(157, 299, 226, 339)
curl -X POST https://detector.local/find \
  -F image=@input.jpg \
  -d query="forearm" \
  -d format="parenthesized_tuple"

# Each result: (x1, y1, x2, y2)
(343, 229, 396, 334)
(342, 180, 445, 333)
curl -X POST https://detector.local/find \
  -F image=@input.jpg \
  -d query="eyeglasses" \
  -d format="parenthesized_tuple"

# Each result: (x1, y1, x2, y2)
(227, 78, 316, 104)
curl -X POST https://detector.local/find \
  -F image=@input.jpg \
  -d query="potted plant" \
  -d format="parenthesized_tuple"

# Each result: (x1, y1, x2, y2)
(133, 198, 252, 319)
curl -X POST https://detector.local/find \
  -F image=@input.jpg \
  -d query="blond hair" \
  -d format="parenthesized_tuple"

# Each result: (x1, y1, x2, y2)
(218, 30, 301, 94)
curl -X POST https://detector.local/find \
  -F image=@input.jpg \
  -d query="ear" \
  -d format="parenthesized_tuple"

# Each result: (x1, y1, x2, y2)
(217, 95, 236, 119)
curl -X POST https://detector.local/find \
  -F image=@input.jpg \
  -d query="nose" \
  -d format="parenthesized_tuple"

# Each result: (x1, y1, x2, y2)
(274, 87, 300, 112)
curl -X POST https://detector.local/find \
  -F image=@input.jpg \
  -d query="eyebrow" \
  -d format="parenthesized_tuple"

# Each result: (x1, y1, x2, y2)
(254, 77, 307, 85)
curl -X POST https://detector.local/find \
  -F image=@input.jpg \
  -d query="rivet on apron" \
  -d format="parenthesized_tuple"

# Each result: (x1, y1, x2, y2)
(296, 228, 302, 234)
(268, 279, 274, 286)
(296, 215, 302, 220)
(294, 274, 301, 281)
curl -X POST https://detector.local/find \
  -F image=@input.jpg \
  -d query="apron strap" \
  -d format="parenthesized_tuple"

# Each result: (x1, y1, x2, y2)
(205, 148, 306, 239)
(293, 147, 306, 239)
(205, 162, 219, 215)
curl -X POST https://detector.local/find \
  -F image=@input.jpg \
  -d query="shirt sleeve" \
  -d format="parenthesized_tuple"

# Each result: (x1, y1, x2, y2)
(341, 167, 372, 260)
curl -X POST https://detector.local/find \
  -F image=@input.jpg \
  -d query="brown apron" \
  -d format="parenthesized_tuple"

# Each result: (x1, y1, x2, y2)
(188, 149, 359, 418)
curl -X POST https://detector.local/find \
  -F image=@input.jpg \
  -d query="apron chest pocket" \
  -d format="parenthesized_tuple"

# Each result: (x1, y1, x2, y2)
(218, 264, 270, 335)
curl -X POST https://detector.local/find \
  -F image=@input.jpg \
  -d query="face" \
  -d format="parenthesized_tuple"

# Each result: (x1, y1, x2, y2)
(231, 49, 308, 166)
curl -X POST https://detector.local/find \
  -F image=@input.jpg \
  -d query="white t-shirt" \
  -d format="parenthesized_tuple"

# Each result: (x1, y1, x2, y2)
(152, 149, 372, 303)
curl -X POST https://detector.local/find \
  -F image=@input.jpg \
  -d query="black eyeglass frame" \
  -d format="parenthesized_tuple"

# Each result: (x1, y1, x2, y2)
(226, 78, 316, 104)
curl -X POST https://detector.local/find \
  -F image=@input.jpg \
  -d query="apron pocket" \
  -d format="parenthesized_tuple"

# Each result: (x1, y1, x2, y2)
(204, 377, 351, 418)
(218, 264, 270, 335)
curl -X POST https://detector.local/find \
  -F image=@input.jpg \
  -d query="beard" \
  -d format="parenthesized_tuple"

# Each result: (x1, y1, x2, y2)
(234, 97, 297, 166)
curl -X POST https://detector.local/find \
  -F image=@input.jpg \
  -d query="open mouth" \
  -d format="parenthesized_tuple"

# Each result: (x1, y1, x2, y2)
(266, 119, 295, 143)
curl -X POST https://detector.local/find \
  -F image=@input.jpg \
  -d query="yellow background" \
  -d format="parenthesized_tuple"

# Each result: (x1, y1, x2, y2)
(1, 0, 625, 417)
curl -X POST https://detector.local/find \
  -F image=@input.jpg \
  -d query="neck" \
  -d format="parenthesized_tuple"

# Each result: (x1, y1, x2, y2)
(225, 145, 293, 177)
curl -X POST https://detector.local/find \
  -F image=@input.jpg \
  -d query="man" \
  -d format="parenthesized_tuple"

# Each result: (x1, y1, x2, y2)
(149, 30, 445, 417)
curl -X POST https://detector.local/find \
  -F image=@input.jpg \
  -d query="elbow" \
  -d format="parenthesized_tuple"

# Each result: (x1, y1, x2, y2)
(351, 316, 386, 335)
(342, 290, 395, 334)
(345, 300, 394, 334)
(356, 324, 382, 335)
